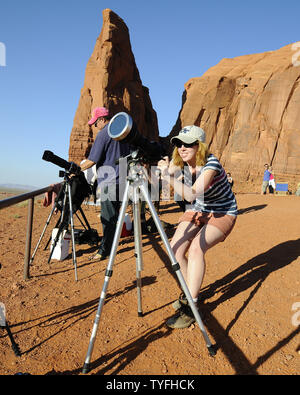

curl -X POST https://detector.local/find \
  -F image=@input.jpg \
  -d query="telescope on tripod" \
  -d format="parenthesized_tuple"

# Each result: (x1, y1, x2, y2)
(82, 112, 215, 374)
(29, 151, 99, 281)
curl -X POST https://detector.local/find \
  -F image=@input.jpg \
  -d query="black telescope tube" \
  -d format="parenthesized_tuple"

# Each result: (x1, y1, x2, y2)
(42, 150, 70, 169)
(42, 150, 81, 174)
(120, 122, 165, 161)
(108, 113, 166, 162)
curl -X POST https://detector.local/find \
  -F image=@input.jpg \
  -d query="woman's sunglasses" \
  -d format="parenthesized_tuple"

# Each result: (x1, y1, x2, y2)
(173, 140, 199, 148)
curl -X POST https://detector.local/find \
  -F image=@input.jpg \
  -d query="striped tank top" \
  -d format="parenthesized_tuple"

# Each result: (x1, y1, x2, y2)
(184, 154, 238, 216)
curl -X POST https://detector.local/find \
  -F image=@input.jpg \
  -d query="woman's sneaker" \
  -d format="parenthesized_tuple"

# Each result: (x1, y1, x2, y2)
(172, 293, 198, 310)
(166, 304, 195, 329)
(172, 293, 187, 310)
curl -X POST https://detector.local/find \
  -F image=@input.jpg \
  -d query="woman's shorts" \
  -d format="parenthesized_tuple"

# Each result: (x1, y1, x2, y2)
(178, 211, 236, 241)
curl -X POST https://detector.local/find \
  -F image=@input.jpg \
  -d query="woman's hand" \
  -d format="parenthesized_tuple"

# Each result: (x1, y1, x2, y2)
(157, 157, 182, 179)
(157, 156, 170, 177)
(168, 159, 181, 176)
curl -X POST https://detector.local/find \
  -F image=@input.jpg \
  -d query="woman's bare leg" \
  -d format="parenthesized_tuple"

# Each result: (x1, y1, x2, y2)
(170, 221, 200, 282)
(187, 224, 225, 299)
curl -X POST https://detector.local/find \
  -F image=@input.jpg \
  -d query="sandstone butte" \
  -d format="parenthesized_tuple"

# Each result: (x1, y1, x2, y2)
(68, 9, 159, 165)
(68, 9, 300, 193)
(170, 43, 300, 192)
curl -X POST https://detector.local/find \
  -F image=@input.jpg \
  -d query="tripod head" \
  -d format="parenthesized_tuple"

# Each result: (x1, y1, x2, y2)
(54, 171, 92, 215)
(118, 150, 147, 178)
(119, 149, 165, 172)
(58, 170, 76, 181)
(59, 170, 70, 178)
(126, 149, 144, 164)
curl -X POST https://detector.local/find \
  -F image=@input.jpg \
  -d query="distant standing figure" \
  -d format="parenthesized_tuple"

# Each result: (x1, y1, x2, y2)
(268, 166, 276, 194)
(261, 164, 271, 195)
(227, 172, 234, 189)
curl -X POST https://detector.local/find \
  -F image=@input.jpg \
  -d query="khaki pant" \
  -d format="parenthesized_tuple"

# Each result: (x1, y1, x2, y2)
(261, 180, 269, 194)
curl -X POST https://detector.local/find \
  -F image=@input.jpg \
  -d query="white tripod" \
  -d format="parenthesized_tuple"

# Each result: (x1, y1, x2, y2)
(82, 154, 215, 374)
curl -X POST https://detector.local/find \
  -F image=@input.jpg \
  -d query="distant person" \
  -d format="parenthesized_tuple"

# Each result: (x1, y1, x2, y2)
(268, 166, 276, 194)
(227, 172, 234, 189)
(261, 164, 271, 195)
(295, 183, 300, 196)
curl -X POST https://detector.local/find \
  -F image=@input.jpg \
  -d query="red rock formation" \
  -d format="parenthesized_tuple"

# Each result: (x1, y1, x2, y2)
(169, 44, 300, 192)
(68, 9, 159, 164)
(69, 10, 299, 193)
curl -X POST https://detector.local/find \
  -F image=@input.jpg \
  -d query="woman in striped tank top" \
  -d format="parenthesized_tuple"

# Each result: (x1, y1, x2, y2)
(158, 125, 238, 329)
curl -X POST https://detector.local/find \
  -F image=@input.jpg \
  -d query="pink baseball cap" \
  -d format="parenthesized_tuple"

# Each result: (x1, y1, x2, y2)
(88, 107, 109, 125)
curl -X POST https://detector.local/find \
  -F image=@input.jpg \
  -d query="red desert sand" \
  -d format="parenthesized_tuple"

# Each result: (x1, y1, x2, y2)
(0, 194, 299, 375)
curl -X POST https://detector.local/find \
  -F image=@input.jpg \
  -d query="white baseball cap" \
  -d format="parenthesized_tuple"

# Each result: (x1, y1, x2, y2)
(171, 125, 206, 145)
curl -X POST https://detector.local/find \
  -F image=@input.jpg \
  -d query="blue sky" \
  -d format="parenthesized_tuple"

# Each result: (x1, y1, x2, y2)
(0, 0, 299, 188)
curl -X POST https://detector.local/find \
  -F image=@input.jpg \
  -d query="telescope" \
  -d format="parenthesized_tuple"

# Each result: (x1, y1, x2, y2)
(42, 150, 82, 175)
(108, 112, 165, 162)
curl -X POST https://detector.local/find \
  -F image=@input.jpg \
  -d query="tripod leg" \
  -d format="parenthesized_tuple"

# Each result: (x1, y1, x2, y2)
(82, 181, 131, 374)
(43, 182, 66, 251)
(67, 183, 78, 282)
(132, 188, 143, 317)
(29, 204, 57, 265)
(78, 207, 92, 230)
(48, 222, 66, 264)
(75, 211, 87, 230)
(48, 184, 71, 263)
(139, 182, 215, 357)
(48, 183, 69, 260)
(43, 215, 61, 251)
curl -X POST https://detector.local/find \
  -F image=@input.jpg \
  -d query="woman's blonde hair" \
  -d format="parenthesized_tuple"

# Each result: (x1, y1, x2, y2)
(172, 141, 210, 168)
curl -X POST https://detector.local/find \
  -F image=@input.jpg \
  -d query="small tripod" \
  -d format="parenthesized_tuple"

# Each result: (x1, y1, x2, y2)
(82, 153, 215, 374)
(30, 171, 92, 281)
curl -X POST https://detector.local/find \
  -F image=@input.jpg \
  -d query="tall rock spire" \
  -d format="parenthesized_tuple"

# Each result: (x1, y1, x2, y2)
(69, 9, 159, 163)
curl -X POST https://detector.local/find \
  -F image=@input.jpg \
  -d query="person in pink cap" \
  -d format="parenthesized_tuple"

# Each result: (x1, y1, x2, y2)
(87, 107, 110, 126)
(81, 106, 131, 261)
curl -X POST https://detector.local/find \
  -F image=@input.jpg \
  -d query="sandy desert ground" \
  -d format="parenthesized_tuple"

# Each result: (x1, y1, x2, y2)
(0, 192, 299, 375)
